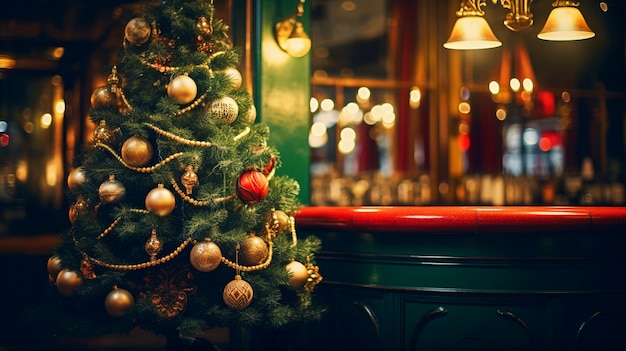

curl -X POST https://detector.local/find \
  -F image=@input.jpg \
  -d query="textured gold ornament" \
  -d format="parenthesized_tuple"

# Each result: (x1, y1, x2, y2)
(142, 265, 196, 318)
(121, 135, 154, 167)
(105, 287, 135, 318)
(145, 184, 176, 216)
(223, 275, 253, 310)
(239, 234, 269, 266)
(93, 120, 117, 145)
(181, 166, 198, 194)
(285, 259, 308, 290)
(273, 210, 291, 233)
(208, 96, 239, 124)
(67, 166, 87, 190)
(99, 175, 126, 203)
(69, 196, 90, 224)
(125, 17, 151, 45)
(190, 239, 222, 272)
(196, 16, 212, 35)
(56, 269, 83, 297)
(167, 75, 198, 105)
(145, 229, 163, 261)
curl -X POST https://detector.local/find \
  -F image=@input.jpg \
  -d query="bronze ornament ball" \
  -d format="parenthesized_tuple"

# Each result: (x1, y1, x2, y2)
(167, 75, 198, 105)
(190, 239, 222, 272)
(236, 170, 269, 205)
(273, 210, 291, 233)
(125, 17, 151, 45)
(121, 135, 153, 167)
(239, 234, 269, 266)
(47, 256, 63, 280)
(93, 120, 117, 145)
(67, 166, 87, 190)
(285, 260, 309, 290)
(223, 275, 253, 310)
(145, 184, 176, 216)
(90, 86, 117, 108)
(105, 287, 135, 318)
(56, 269, 83, 297)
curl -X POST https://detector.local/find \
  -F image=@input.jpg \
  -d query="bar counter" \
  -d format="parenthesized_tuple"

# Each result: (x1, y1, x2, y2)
(295, 206, 626, 351)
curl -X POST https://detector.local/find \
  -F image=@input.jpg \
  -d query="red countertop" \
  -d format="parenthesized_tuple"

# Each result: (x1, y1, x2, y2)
(294, 206, 626, 234)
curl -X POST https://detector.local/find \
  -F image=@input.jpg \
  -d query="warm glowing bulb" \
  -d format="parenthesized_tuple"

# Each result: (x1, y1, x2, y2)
(489, 81, 500, 95)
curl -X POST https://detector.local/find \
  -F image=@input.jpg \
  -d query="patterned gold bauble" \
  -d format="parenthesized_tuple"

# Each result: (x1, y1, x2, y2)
(144, 229, 163, 260)
(67, 166, 87, 190)
(285, 260, 309, 290)
(223, 275, 253, 310)
(145, 184, 176, 216)
(47, 256, 62, 280)
(239, 234, 269, 266)
(190, 239, 222, 272)
(125, 17, 151, 45)
(208, 96, 239, 124)
(99, 175, 126, 203)
(121, 135, 153, 167)
(93, 120, 117, 145)
(167, 75, 198, 105)
(56, 269, 83, 297)
(273, 210, 291, 233)
(105, 287, 135, 318)
(221, 67, 242, 89)
(90, 86, 117, 108)
(181, 165, 198, 194)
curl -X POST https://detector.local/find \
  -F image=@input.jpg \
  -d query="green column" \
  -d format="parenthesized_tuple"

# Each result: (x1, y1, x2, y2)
(252, 0, 311, 205)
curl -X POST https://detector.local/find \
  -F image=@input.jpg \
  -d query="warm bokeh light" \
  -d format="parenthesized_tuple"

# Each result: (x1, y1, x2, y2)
(509, 78, 521, 92)
(320, 98, 335, 111)
(409, 87, 421, 108)
(310, 97, 319, 113)
(40, 113, 52, 128)
(489, 81, 500, 95)
(458, 101, 471, 114)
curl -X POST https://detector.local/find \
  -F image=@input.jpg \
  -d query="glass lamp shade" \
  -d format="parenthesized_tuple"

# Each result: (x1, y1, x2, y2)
(537, 6, 595, 41)
(285, 22, 311, 57)
(444, 16, 502, 50)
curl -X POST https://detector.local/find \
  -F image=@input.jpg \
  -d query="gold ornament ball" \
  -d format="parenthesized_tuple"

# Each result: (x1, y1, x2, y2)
(67, 166, 87, 190)
(69, 196, 90, 224)
(246, 104, 257, 124)
(208, 96, 239, 124)
(47, 256, 62, 280)
(93, 120, 117, 145)
(105, 288, 135, 318)
(125, 17, 151, 45)
(239, 234, 269, 266)
(145, 184, 176, 216)
(167, 75, 198, 105)
(286, 260, 309, 290)
(274, 210, 291, 233)
(190, 239, 222, 272)
(221, 67, 243, 89)
(121, 135, 153, 167)
(223, 275, 253, 310)
(56, 269, 83, 297)
(99, 175, 126, 203)
(90, 86, 117, 108)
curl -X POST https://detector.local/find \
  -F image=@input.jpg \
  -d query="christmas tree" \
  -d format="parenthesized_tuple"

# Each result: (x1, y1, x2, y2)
(45, 0, 323, 347)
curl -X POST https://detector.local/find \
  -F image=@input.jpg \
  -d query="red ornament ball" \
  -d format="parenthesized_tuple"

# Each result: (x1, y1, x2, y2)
(236, 170, 269, 204)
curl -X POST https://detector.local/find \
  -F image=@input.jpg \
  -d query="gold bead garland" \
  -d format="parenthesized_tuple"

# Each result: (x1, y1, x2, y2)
(220, 241, 274, 272)
(88, 238, 193, 271)
(144, 123, 215, 147)
(170, 178, 236, 206)
(96, 209, 150, 239)
(95, 142, 183, 173)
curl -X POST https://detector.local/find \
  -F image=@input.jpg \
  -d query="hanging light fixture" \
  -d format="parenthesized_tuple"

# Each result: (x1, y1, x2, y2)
(537, 1, 595, 40)
(275, 0, 311, 58)
(444, 0, 595, 50)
